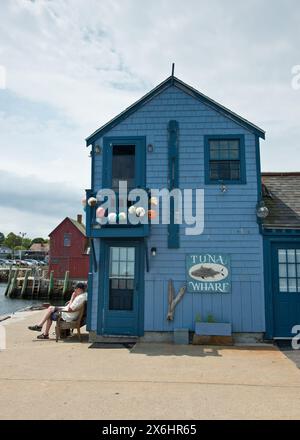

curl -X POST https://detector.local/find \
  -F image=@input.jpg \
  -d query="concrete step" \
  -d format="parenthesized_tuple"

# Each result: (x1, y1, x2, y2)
(92, 335, 139, 344)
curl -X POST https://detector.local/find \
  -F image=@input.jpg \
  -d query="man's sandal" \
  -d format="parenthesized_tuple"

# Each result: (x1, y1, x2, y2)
(28, 325, 42, 332)
(37, 333, 49, 339)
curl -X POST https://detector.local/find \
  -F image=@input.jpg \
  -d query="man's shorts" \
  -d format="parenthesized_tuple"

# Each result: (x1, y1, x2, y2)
(50, 307, 62, 321)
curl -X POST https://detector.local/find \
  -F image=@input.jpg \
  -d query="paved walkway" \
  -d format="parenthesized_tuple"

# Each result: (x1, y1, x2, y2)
(1, 310, 300, 419)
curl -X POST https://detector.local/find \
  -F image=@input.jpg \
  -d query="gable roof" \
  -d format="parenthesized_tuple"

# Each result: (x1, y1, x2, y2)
(69, 218, 86, 235)
(29, 243, 49, 252)
(262, 172, 300, 229)
(49, 217, 86, 237)
(86, 75, 265, 145)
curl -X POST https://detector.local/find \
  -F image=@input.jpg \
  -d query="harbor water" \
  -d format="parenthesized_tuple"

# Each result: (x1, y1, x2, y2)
(0, 283, 64, 316)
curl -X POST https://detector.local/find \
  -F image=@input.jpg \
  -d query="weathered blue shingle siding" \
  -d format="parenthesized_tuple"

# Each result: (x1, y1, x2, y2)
(90, 85, 265, 333)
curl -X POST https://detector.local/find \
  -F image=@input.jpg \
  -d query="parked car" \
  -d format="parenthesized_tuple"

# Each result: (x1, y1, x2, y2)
(23, 260, 35, 266)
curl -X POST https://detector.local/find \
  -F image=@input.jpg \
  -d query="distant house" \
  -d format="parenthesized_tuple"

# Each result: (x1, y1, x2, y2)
(49, 214, 89, 279)
(29, 242, 50, 253)
(0, 245, 12, 258)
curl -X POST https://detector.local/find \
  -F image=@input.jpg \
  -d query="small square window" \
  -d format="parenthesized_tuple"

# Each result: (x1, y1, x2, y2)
(63, 233, 71, 247)
(205, 136, 245, 184)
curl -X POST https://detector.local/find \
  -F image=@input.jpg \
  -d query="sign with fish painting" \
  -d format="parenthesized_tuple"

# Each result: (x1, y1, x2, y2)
(186, 253, 231, 293)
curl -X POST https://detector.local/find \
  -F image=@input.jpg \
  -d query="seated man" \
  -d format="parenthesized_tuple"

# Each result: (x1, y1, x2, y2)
(28, 282, 87, 339)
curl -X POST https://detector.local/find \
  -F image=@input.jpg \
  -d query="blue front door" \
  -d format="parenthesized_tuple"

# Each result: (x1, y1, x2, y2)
(101, 241, 144, 336)
(272, 243, 300, 337)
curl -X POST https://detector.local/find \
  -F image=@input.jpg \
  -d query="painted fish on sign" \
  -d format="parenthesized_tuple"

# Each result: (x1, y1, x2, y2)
(186, 253, 231, 293)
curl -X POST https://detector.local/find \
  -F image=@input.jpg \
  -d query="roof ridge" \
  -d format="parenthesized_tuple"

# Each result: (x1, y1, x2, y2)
(86, 75, 265, 145)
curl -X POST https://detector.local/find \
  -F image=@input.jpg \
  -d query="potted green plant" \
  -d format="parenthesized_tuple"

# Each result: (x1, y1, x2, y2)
(195, 313, 232, 336)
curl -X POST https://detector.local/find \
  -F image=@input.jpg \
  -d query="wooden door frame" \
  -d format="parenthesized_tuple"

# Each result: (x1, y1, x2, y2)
(97, 238, 145, 336)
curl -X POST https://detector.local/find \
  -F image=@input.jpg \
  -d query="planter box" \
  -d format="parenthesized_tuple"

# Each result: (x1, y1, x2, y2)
(195, 322, 232, 336)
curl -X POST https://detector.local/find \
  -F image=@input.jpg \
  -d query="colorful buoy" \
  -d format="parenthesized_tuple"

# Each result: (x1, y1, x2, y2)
(118, 212, 127, 222)
(148, 209, 157, 220)
(136, 207, 146, 217)
(150, 196, 158, 206)
(96, 206, 106, 218)
(87, 197, 97, 207)
(108, 212, 117, 223)
(128, 205, 137, 215)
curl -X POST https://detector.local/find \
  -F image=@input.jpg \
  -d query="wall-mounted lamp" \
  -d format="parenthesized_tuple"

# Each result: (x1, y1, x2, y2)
(147, 144, 154, 153)
(151, 247, 157, 257)
(256, 200, 269, 219)
(94, 145, 102, 154)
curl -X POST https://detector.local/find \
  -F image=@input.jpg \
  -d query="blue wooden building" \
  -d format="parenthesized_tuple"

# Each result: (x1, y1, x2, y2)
(262, 173, 300, 339)
(84, 74, 273, 342)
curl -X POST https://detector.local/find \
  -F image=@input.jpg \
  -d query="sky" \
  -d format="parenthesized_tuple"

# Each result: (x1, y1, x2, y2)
(0, 0, 300, 237)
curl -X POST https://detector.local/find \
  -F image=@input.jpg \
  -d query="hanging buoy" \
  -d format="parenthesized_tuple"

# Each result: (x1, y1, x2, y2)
(128, 205, 137, 215)
(118, 212, 127, 222)
(148, 209, 157, 220)
(96, 206, 105, 218)
(136, 207, 146, 217)
(87, 197, 97, 207)
(150, 196, 158, 206)
(108, 212, 117, 223)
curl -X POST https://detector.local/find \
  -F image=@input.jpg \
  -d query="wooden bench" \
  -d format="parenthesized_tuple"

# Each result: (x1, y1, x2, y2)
(55, 301, 87, 342)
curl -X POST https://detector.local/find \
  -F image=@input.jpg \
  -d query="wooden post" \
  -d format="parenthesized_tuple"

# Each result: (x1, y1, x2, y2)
(166, 279, 186, 321)
(63, 271, 69, 298)
(8, 269, 18, 298)
(48, 270, 54, 298)
(31, 275, 36, 297)
(4, 267, 13, 296)
(21, 270, 29, 298)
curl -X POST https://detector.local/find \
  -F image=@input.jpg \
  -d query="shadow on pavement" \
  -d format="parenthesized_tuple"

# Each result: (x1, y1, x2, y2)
(275, 340, 300, 369)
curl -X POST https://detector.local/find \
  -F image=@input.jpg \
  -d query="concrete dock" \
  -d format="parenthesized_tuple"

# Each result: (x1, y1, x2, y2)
(1, 310, 300, 419)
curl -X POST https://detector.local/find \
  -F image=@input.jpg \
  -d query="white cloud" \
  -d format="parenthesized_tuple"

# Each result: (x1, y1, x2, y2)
(0, 0, 300, 236)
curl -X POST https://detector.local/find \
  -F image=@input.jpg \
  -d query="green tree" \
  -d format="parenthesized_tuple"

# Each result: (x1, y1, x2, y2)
(22, 238, 32, 249)
(14, 245, 27, 251)
(30, 237, 46, 245)
(4, 232, 22, 250)
(0, 232, 5, 244)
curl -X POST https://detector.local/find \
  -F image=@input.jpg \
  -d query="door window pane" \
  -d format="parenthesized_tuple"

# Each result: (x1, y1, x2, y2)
(279, 264, 287, 277)
(120, 247, 127, 261)
(111, 262, 119, 277)
(288, 278, 297, 292)
(287, 250, 296, 263)
(278, 248, 300, 293)
(119, 261, 127, 277)
(111, 247, 119, 261)
(127, 262, 135, 277)
(109, 246, 136, 311)
(278, 250, 286, 263)
(279, 278, 287, 292)
(288, 264, 296, 278)
(127, 248, 135, 261)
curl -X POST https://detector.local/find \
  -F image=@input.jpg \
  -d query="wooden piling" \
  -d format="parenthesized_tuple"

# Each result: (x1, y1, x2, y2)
(20, 270, 30, 298)
(4, 267, 13, 296)
(8, 269, 18, 298)
(31, 275, 36, 297)
(48, 271, 54, 298)
(63, 270, 70, 298)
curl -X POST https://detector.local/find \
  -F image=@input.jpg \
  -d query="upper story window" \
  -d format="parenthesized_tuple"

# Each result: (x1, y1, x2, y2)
(112, 145, 135, 191)
(102, 137, 146, 192)
(63, 233, 71, 247)
(204, 135, 246, 184)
